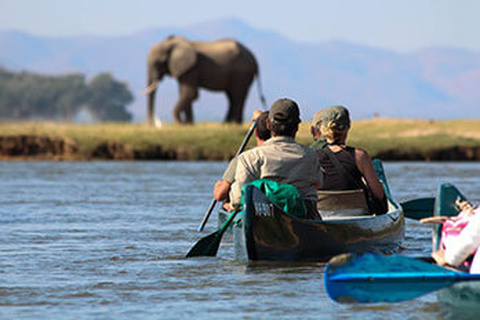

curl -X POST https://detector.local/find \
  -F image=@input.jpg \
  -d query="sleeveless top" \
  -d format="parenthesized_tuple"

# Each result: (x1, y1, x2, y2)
(317, 145, 363, 190)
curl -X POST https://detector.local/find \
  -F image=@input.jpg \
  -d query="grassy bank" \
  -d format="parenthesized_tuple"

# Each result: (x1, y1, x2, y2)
(348, 118, 480, 156)
(1, 118, 480, 160)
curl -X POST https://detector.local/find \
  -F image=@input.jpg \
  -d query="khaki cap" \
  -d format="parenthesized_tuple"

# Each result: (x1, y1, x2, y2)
(322, 105, 350, 130)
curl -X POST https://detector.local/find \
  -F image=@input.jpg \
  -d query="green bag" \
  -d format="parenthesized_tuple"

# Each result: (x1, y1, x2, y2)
(241, 179, 307, 218)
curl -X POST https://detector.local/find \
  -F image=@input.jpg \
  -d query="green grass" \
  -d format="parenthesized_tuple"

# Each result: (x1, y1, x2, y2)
(1, 118, 480, 160)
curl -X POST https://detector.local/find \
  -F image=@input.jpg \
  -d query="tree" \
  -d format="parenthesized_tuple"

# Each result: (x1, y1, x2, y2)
(0, 68, 133, 122)
(87, 73, 133, 122)
(0, 68, 88, 120)
(53, 74, 89, 120)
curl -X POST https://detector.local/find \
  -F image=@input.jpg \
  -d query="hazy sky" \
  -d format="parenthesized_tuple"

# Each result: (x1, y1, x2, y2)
(1, 0, 479, 53)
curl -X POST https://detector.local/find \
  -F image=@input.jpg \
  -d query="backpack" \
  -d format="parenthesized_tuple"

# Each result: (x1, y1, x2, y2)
(241, 179, 307, 218)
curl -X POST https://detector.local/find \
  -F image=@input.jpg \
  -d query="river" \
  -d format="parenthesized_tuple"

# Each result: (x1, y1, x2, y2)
(1, 161, 480, 319)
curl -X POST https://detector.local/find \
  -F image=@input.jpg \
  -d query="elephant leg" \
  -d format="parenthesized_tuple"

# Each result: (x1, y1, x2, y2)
(226, 84, 250, 124)
(224, 100, 235, 123)
(174, 84, 198, 124)
(184, 102, 194, 124)
(147, 89, 156, 127)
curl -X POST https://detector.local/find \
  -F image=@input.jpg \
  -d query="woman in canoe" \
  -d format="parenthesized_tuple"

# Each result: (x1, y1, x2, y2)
(430, 199, 480, 273)
(315, 105, 387, 217)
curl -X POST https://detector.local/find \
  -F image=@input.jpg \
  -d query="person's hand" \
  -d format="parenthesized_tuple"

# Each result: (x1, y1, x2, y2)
(431, 249, 447, 266)
(221, 202, 231, 211)
(227, 202, 241, 212)
(455, 198, 477, 216)
(251, 110, 263, 122)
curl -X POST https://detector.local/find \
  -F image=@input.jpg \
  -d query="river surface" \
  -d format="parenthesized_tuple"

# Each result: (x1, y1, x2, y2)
(1, 161, 480, 319)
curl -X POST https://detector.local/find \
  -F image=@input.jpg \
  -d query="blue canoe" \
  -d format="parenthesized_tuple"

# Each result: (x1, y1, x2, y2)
(324, 183, 480, 304)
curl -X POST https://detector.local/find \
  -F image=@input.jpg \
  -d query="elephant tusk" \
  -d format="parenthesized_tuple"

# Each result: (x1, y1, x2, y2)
(154, 116, 163, 129)
(142, 81, 159, 95)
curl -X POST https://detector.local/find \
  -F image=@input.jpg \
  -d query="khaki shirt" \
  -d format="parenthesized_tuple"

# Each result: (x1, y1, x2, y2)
(230, 136, 323, 207)
(222, 156, 238, 183)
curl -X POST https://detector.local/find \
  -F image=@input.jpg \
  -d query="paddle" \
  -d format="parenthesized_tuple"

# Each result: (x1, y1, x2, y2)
(398, 183, 466, 221)
(186, 210, 239, 258)
(197, 120, 257, 232)
(325, 253, 480, 304)
(400, 197, 435, 220)
(372, 159, 435, 220)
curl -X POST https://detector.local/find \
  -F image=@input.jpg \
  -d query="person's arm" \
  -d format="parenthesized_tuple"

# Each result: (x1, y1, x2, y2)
(419, 216, 451, 224)
(212, 157, 238, 202)
(355, 148, 384, 200)
(229, 152, 260, 210)
(213, 180, 231, 201)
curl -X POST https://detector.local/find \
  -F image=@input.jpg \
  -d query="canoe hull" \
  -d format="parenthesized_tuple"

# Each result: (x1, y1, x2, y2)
(233, 185, 404, 262)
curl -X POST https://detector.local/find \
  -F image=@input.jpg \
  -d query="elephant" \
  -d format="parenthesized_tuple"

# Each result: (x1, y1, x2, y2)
(144, 35, 266, 125)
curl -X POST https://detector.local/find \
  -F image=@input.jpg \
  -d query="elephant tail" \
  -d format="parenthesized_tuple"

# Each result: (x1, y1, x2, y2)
(254, 71, 267, 110)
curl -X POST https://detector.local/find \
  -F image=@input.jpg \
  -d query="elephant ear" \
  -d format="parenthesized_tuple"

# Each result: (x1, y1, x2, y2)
(168, 41, 197, 78)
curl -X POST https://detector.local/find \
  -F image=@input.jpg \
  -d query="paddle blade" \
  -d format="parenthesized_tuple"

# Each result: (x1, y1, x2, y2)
(187, 211, 238, 258)
(186, 231, 221, 258)
(324, 254, 475, 304)
(401, 197, 435, 220)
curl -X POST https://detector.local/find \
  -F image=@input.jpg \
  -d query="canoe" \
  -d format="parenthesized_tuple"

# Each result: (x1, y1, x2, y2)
(229, 159, 404, 262)
(324, 183, 480, 304)
(324, 253, 480, 304)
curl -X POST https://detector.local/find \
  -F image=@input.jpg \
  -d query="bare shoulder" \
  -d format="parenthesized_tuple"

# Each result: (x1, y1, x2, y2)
(354, 147, 371, 162)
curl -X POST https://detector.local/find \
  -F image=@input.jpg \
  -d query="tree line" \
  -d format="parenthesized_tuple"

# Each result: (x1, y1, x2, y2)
(0, 68, 133, 121)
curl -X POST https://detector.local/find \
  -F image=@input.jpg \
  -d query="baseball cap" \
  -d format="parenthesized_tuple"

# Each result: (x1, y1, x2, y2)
(321, 105, 350, 130)
(269, 98, 301, 124)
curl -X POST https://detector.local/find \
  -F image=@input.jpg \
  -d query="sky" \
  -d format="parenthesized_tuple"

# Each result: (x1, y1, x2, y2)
(1, 0, 479, 53)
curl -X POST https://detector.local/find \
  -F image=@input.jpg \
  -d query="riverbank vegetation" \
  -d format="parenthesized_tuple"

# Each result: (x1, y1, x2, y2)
(1, 118, 480, 160)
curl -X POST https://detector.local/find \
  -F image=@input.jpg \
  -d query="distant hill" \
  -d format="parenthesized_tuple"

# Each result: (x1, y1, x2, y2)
(1, 18, 479, 122)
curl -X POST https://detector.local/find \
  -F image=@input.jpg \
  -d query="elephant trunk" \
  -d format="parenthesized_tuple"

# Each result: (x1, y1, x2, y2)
(144, 81, 159, 126)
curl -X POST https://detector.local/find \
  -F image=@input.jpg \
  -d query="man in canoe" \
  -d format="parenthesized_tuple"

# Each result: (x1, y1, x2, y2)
(212, 110, 271, 208)
(228, 98, 323, 219)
